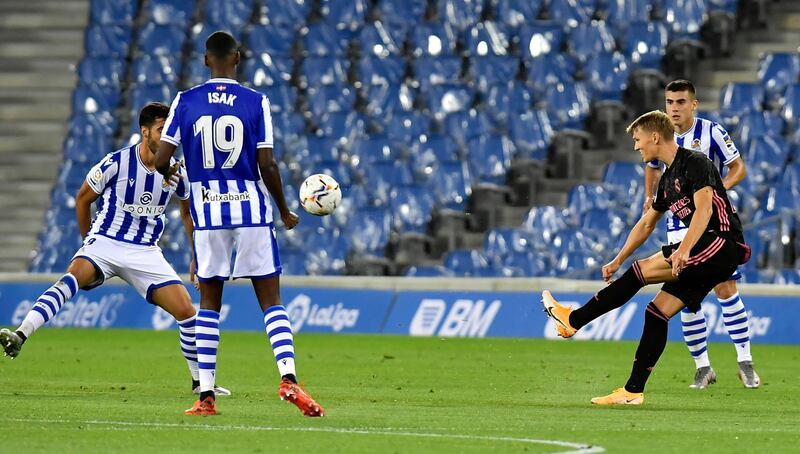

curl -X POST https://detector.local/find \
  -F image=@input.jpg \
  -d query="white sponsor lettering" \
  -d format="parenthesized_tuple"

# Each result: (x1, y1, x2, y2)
(13, 294, 125, 328)
(122, 203, 166, 216)
(410, 298, 501, 337)
(207, 92, 237, 106)
(285, 294, 359, 332)
(201, 187, 252, 203)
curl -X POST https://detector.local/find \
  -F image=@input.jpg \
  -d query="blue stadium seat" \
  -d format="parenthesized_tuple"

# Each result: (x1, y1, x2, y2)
(204, 0, 254, 30)
(383, 111, 433, 144)
(305, 84, 355, 117)
(602, 161, 644, 200)
(745, 136, 790, 187)
(525, 53, 576, 99)
(185, 59, 211, 86)
(279, 248, 308, 275)
(255, 84, 298, 113)
(414, 56, 463, 91)
(496, 0, 544, 29)
(410, 21, 459, 57)
(662, 0, 707, 41)
(128, 85, 175, 114)
(131, 56, 181, 86)
(344, 206, 393, 255)
(584, 51, 631, 101)
(423, 84, 474, 117)
(72, 86, 120, 115)
(464, 22, 511, 56)
(305, 232, 348, 275)
(320, 0, 368, 31)
(351, 134, 402, 165)
(300, 56, 349, 87)
(91, 0, 136, 25)
(580, 208, 628, 248)
(358, 21, 407, 56)
(426, 160, 472, 210)
(260, 0, 310, 28)
(567, 183, 612, 219)
(468, 56, 519, 91)
(781, 83, 800, 132)
(502, 249, 551, 277)
(543, 82, 591, 130)
(64, 132, 110, 164)
(484, 227, 530, 261)
(301, 160, 354, 188)
(719, 82, 764, 126)
(605, 0, 653, 33)
(364, 161, 414, 205)
(443, 249, 492, 277)
(77, 58, 126, 88)
(708, 0, 739, 14)
(302, 23, 353, 56)
(735, 110, 785, 149)
(409, 134, 460, 181)
(390, 184, 436, 233)
(69, 112, 117, 139)
(623, 21, 669, 69)
(516, 21, 567, 60)
(484, 81, 534, 126)
(521, 206, 570, 248)
(568, 21, 617, 64)
(298, 136, 341, 166)
(548, 0, 591, 27)
(85, 25, 132, 57)
(245, 53, 295, 87)
(438, 0, 484, 31)
(315, 111, 367, 144)
(467, 135, 514, 184)
(246, 25, 297, 56)
(404, 265, 454, 277)
(358, 54, 406, 86)
(774, 269, 800, 285)
(758, 52, 800, 108)
(508, 110, 554, 161)
(137, 24, 186, 57)
(145, 0, 196, 26)
(364, 83, 416, 118)
(377, 0, 426, 29)
(443, 109, 493, 148)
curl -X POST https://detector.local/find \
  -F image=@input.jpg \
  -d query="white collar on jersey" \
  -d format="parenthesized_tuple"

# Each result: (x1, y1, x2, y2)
(675, 117, 699, 138)
(207, 78, 239, 84)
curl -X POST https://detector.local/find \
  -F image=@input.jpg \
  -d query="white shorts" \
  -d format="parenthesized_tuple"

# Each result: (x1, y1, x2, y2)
(193, 225, 282, 282)
(72, 235, 183, 302)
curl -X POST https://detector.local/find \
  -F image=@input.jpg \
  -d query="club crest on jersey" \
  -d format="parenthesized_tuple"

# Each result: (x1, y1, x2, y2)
(216, 85, 226, 91)
(674, 178, 681, 193)
(140, 192, 152, 204)
(691, 139, 701, 150)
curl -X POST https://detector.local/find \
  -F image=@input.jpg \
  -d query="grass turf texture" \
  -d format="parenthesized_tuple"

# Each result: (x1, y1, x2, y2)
(0, 329, 796, 453)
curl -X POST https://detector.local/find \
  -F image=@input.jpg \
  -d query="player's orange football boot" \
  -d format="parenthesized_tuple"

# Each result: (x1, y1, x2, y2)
(541, 290, 577, 338)
(184, 396, 217, 416)
(590, 388, 644, 405)
(278, 378, 324, 417)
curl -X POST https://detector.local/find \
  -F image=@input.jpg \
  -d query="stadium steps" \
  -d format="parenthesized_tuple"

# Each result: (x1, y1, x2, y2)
(0, 0, 87, 271)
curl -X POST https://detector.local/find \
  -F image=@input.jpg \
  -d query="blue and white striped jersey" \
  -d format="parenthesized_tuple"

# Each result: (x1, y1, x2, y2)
(649, 117, 740, 234)
(161, 78, 275, 230)
(86, 144, 190, 246)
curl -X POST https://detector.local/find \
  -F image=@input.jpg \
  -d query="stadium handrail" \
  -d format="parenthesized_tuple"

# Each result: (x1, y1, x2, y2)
(1, 273, 798, 296)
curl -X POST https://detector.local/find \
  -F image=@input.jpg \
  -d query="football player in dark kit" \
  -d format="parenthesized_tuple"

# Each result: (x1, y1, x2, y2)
(541, 110, 750, 405)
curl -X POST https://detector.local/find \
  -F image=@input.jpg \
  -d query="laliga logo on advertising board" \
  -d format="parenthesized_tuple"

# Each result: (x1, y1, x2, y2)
(285, 294, 359, 332)
(12, 294, 125, 328)
(151, 304, 231, 330)
(544, 301, 638, 341)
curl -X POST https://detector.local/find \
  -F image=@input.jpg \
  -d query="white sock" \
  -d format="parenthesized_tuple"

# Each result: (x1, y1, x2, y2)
(681, 307, 710, 368)
(718, 293, 752, 362)
(18, 274, 79, 338)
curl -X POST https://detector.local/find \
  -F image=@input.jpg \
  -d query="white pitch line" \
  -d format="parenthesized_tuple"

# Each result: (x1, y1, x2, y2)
(3, 417, 605, 453)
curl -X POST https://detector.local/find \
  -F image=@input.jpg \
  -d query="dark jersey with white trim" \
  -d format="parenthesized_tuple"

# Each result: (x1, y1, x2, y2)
(651, 147, 744, 243)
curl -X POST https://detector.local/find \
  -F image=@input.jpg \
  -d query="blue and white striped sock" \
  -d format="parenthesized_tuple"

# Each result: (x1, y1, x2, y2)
(177, 315, 199, 381)
(264, 305, 296, 378)
(681, 307, 711, 368)
(718, 293, 752, 362)
(18, 273, 79, 338)
(196, 309, 220, 394)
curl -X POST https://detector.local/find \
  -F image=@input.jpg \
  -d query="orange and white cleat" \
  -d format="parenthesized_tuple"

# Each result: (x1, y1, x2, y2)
(184, 396, 217, 416)
(541, 291, 577, 338)
(590, 388, 644, 405)
(278, 378, 324, 417)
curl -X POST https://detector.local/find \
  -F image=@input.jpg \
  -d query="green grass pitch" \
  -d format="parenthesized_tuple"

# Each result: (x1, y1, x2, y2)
(0, 329, 796, 453)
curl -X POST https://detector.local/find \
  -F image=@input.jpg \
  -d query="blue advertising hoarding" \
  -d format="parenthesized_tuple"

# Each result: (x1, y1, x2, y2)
(0, 280, 796, 344)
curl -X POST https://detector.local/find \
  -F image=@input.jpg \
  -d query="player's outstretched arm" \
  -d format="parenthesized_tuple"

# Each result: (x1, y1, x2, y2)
(178, 199, 199, 287)
(75, 182, 100, 239)
(604, 207, 664, 280)
(722, 157, 747, 190)
(669, 186, 713, 276)
(257, 147, 298, 230)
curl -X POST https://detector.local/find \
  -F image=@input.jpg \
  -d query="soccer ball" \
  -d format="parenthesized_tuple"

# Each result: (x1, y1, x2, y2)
(299, 174, 341, 216)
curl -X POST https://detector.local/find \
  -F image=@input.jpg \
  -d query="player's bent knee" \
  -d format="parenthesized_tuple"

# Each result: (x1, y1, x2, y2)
(151, 284, 196, 321)
(714, 279, 737, 299)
